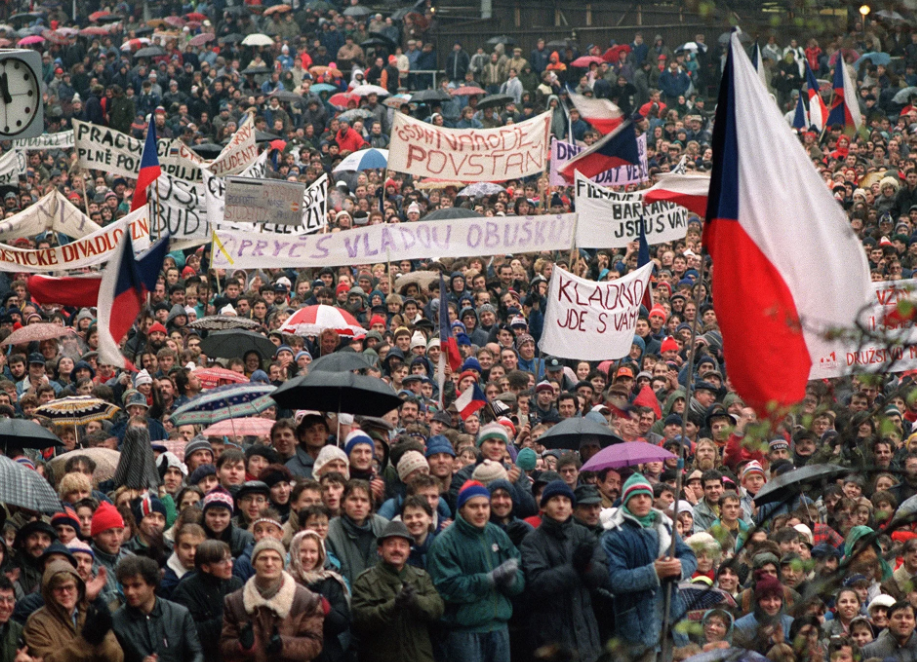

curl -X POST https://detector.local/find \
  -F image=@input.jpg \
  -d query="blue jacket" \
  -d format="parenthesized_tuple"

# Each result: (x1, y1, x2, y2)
(602, 507, 697, 653)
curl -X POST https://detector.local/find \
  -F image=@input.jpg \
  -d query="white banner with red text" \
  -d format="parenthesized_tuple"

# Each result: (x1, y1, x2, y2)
(549, 136, 648, 187)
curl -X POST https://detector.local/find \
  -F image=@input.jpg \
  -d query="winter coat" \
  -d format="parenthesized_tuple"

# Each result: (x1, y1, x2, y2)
(602, 507, 697, 653)
(520, 516, 608, 662)
(298, 576, 349, 662)
(22, 561, 124, 662)
(90, 546, 134, 604)
(449, 459, 536, 518)
(426, 514, 525, 633)
(286, 445, 317, 479)
(221, 572, 324, 662)
(0, 619, 22, 662)
(863, 628, 917, 662)
(325, 515, 389, 587)
(171, 570, 243, 662)
(351, 561, 444, 662)
(112, 598, 203, 662)
(692, 499, 719, 533)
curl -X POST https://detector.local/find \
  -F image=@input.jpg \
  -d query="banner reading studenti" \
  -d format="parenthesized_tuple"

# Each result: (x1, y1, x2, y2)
(539, 262, 653, 361)
(12, 131, 74, 150)
(0, 208, 150, 272)
(73, 121, 205, 181)
(574, 171, 688, 248)
(206, 114, 259, 177)
(211, 213, 576, 270)
(388, 112, 551, 182)
(0, 191, 100, 242)
(0, 151, 27, 186)
(549, 136, 648, 187)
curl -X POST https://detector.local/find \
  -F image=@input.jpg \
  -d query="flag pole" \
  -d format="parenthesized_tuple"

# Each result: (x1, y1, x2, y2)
(81, 172, 90, 215)
(660, 248, 708, 662)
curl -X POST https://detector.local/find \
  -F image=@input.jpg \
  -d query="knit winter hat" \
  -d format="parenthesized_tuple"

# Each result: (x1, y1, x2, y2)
(189, 463, 217, 485)
(457, 480, 491, 510)
(476, 422, 509, 449)
(251, 538, 287, 566)
(131, 494, 166, 524)
(344, 431, 375, 456)
(185, 436, 214, 459)
(314, 445, 350, 478)
(660, 336, 679, 353)
(51, 507, 81, 533)
(67, 539, 94, 559)
(741, 461, 766, 481)
(425, 435, 455, 458)
(397, 451, 429, 482)
(515, 448, 537, 472)
(754, 574, 784, 601)
(471, 459, 508, 486)
(202, 487, 235, 515)
(91, 501, 125, 537)
(133, 369, 153, 387)
(621, 473, 653, 507)
(540, 479, 576, 507)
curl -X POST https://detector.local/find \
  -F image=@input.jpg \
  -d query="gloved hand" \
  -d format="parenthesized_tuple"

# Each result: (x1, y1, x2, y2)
(266, 627, 283, 656)
(81, 602, 112, 646)
(394, 583, 415, 608)
(489, 558, 519, 588)
(239, 623, 255, 651)
(572, 542, 593, 573)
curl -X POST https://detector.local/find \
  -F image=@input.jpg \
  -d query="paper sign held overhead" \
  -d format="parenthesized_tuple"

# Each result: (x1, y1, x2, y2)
(225, 178, 306, 226)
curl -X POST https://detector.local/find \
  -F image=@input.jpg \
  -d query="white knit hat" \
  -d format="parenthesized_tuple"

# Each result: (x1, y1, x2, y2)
(471, 459, 508, 486)
(313, 445, 350, 479)
(397, 451, 429, 482)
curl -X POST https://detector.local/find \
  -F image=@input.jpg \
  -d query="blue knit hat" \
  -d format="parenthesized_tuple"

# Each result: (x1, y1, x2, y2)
(425, 435, 455, 458)
(344, 431, 375, 456)
(457, 480, 490, 510)
(189, 463, 216, 486)
(132, 494, 166, 523)
(540, 480, 576, 507)
(515, 448, 537, 471)
(461, 357, 483, 373)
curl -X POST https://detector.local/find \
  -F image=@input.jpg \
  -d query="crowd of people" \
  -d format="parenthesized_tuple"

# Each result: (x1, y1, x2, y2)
(0, 0, 913, 661)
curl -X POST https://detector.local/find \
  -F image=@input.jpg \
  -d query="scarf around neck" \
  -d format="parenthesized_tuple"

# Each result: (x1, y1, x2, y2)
(624, 504, 658, 528)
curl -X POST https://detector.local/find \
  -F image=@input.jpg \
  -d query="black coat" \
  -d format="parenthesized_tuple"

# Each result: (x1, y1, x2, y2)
(112, 597, 204, 662)
(171, 571, 243, 662)
(301, 575, 350, 662)
(519, 516, 609, 662)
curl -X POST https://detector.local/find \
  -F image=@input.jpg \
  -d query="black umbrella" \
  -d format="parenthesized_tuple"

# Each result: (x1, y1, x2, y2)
(134, 26, 154, 36)
(486, 35, 515, 46)
(242, 64, 271, 75)
(218, 33, 244, 43)
(190, 143, 224, 158)
(269, 89, 303, 102)
(536, 417, 624, 451)
(410, 89, 451, 103)
(113, 427, 159, 490)
(0, 418, 63, 451)
(134, 46, 166, 58)
(272, 372, 402, 416)
(361, 37, 393, 49)
(753, 464, 849, 507)
(304, 0, 334, 10)
(255, 130, 282, 142)
(477, 93, 514, 109)
(390, 7, 411, 20)
(95, 14, 122, 23)
(200, 329, 275, 360)
(308, 351, 373, 373)
(422, 208, 483, 221)
(367, 31, 397, 47)
(10, 12, 44, 22)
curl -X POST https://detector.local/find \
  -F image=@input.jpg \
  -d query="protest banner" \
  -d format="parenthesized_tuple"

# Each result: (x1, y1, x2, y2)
(388, 112, 551, 182)
(0, 209, 150, 272)
(225, 178, 305, 226)
(549, 136, 648, 187)
(0, 191, 100, 242)
(809, 279, 917, 379)
(206, 115, 258, 177)
(0, 151, 27, 186)
(73, 121, 205, 181)
(210, 213, 576, 270)
(12, 132, 74, 150)
(573, 171, 688, 248)
(539, 262, 653, 361)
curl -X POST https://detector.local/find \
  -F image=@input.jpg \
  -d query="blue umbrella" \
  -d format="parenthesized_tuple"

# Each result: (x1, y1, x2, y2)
(311, 83, 338, 94)
(332, 148, 389, 173)
(855, 52, 891, 68)
(171, 383, 276, 426)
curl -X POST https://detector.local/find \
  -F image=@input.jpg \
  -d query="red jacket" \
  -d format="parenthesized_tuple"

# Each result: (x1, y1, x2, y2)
(336, 128, 365, 154)
(723, 432, 765, 473)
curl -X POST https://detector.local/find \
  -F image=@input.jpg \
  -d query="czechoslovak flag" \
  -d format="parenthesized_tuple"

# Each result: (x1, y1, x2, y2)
(455, 382, 487, 420)
(804, 62, 827, 131)
(567, 92, 624, 135)
(643, 172, 710, 217)
(131, 121, 161, 212)
(558, 119, 640, 182)
(826, 54, 863, 136)
(704, 32, 870, 413)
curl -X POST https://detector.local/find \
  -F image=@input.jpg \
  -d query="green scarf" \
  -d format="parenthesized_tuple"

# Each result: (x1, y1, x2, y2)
(623, 504, 658, 528)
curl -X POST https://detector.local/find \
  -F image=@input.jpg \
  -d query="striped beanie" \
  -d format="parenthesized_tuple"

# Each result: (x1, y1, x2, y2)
(68, 539, 94, 559)
(476, 422, 509, 449)
(457, 480, 491, 510)
(621, 473, 653, 506)
(202, 487, 235, 514)
(741, 461, 766, 481)
(132, 494, 166, 523)
(344, 431, 375, 456)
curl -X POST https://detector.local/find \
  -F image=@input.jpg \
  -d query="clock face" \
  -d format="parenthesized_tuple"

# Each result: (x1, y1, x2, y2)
(0, 58, 40, 136)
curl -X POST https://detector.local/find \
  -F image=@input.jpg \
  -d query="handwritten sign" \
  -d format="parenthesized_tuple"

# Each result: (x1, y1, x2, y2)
(388, 112, 551, 182)
(13, 131, 74, 150)
(207, 114, 258, 177)
(549, 136, 648, 187)
(539, 263, 653, 361)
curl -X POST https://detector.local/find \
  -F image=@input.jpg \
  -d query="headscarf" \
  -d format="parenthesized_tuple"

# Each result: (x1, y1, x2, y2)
(289, 530, 350, 604)
(844, 525, 892, 581)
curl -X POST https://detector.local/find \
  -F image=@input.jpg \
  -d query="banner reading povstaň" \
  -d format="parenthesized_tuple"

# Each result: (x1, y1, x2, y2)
(549, 136, 648, 187)
(210, 213, 577, 270)
(73, 121, 205, 181)
(388, 112, 551, 182)
(0, 151, 26, 186)
(12, 132, 74, 150)
(0, 208, 150, 272)
(574, 171, 688, 248)
(808, 279, 917, 379)
(539, 262, 653, 361)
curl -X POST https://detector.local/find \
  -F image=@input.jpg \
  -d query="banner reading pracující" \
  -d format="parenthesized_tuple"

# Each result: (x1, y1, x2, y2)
(574, 171, 688, 248)
(539, 262, 653, 361)
(210, 213, 576, 270)
(388, 112, 551, 182)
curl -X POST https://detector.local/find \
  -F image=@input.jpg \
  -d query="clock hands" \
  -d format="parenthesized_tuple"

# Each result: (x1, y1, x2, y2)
(0, 73, 12, 105)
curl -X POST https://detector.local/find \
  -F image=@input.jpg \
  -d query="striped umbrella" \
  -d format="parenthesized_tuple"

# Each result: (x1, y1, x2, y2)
(0, 454, 62, 512)
(35, 396, 119, 425)
(279, 304, 365, 338)
(193, 366, 249, 390)
(203, 418, 275, 437)
(170, 383, 276, 426)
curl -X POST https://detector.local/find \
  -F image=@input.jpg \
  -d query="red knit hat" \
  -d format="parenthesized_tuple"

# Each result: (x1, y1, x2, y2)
(91, 501, 125, 537)
(369, 315, 386, 328)
(660, 337, 679, 353)
(649, 305, 668, 322)
(755, 574, 784, 601)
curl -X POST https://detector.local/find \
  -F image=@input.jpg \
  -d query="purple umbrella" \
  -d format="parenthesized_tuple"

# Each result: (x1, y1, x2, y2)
(581, 441, 676, 472)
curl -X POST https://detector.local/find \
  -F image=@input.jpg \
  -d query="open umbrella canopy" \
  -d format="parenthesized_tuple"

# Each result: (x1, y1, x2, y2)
(189, 143, 224, 158)
(486, 35, 515, 45)
(581, 441, 674, 471)
(193, 366, 249, 390)
(329, 92, 360, 108)
(35, 396, 119, 425)
(332, 148, 388, 173)
(395, 270, 439, 294)
(336, 108, 373, 122)
(269, 89, 304, 103)
(113, 427, 159, 490)
(263, 4, 292, 14)
(203, 417, 276, 437)
(311, 83, 338, 94)
(272, 372, 402, 416)
(189, 314, 261, 330)
(410, 89, 451, 103)
(1, 323, 75, 347)
(539, 417, 624, 452)
(753, 464, 849, 507)
(242, 64, 272, 75)
(171, 383, 276, 426)
(49, 448, 120, 484)
(200, 329, 275, 359)
(307, 351, 373, 373)
(189, 32, 214, 46)
(17, 35, 44, 45)
(280, 304, 365, 337)
(457, 182, 505, 198)
(134, 45, 165, 58)
(477, 93, 514, 109)
(571, 55, 604, 67)
(352, 84, 389, 97)
(0, 454, 61, 512)
(343, 4, 372, 16)
(219, 33, 243, 43)
(0, 418, 63, 450)
(422, 207, 483, 221)
(450, 85, 486, 96)
(242, 33, 273, 47)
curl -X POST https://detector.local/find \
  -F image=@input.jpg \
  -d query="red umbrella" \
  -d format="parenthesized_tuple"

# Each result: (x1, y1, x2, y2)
(269, 139, 287, 151)
(41, 29, 68, 45)
(164, 16, 186, 27)
(80, 27, 110, 36)
(88, 10, 110, 21)
(450, 85, 485, 96)
(193, 366, 249, 390)
(185, 11, 207, 20)
(329, 92, 359, 108)
(280, 305, 365, 338)
(571, 55, 604, 67)
(17, 35, 44, 45)
(203, 418, 275, 437)
(602, 43, 632, 63)
(0, 39, 12, 47)
(189, 32, 214, 46)
(1, 323, 75, 347)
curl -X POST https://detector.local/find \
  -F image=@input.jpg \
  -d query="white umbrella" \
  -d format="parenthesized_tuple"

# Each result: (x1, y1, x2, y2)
(242, 33, 273, 47)
(678, 41, 700, 53)
(332, 148, 389, 173)
(352, 84, 390, 97)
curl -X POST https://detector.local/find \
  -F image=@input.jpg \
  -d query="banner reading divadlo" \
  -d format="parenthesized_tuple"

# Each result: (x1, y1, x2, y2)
(549, 136, 648, 187)
(73, 121, 205, 181)
(0, 209, 150, 272)
(388, 112, 551, 182)
(539, 263, 653, 361)
(13, 132, 74, 150)
(211, 213, 577, 270)
(809, 279, 917, 379)
(574, 172, 688, 248)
